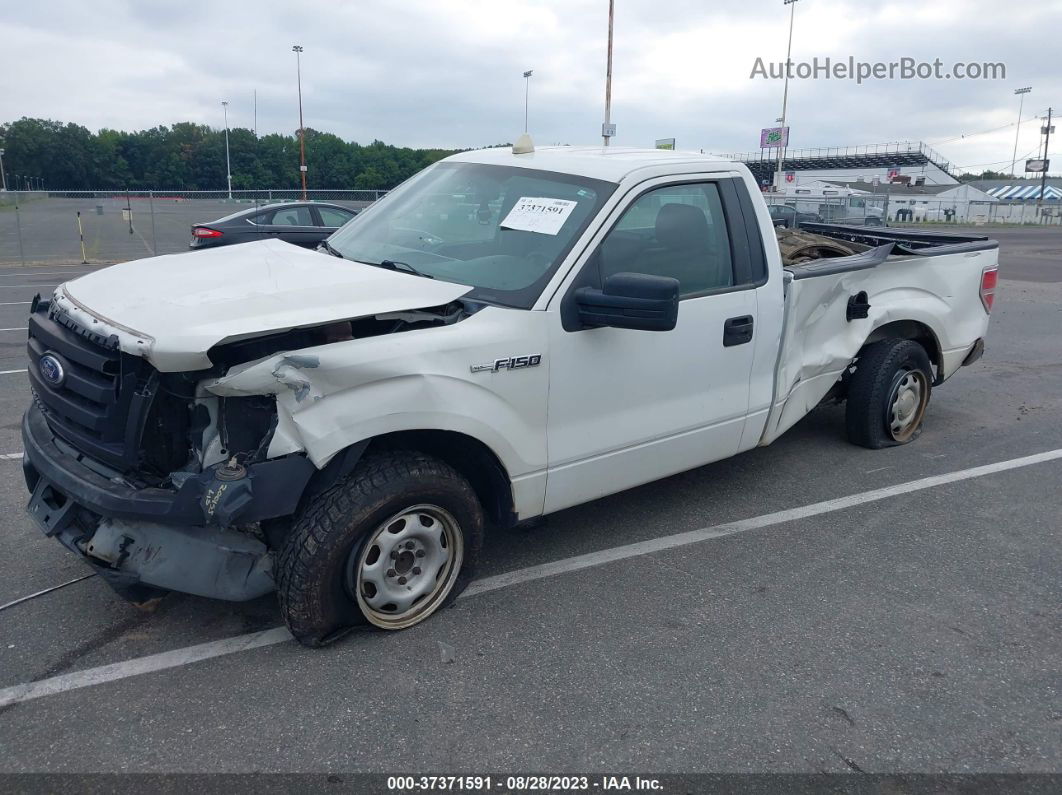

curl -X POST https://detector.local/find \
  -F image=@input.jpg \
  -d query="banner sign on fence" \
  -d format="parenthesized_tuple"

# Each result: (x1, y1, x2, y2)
(760, 127, 789, 149)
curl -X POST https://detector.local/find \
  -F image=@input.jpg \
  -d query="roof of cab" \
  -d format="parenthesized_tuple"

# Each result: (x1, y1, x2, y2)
(444, 145, 739, 183)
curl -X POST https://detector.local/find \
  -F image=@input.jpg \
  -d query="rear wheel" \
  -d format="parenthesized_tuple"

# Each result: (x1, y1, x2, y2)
(276, 451, 483, 646)
(846, 339, 933, 449)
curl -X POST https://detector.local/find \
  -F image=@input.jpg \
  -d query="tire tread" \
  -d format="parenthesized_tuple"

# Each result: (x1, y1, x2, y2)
(276, 450, 482, 646)
(845, 339, 932, 449)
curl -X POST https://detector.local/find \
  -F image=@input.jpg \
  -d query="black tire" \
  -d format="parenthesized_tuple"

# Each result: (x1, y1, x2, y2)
(846, 339, 933, 449)
(276, 450, 484, 647)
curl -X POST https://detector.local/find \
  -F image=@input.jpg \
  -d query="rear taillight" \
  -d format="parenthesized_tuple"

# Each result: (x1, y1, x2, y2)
(980, 267, 998, 313)
(192, 227, 223, 238)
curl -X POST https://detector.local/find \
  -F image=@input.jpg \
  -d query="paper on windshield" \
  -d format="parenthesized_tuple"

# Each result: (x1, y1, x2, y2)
(500, 197, 578, 235)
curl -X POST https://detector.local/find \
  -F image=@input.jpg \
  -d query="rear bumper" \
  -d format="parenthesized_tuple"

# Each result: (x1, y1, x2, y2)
(961, 338, 985, 367)
(22, 404, 315, 601)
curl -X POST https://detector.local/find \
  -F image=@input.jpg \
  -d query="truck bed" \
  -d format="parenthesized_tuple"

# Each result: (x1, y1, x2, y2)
(785, 224, 999, 279)
(757, 224, 998, 445)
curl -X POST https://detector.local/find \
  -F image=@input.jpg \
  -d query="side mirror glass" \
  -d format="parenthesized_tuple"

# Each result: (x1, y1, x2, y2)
(574, 272, 679, 332)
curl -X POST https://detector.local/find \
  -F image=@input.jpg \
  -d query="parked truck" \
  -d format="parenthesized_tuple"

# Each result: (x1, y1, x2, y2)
(23, 144, 998, 645)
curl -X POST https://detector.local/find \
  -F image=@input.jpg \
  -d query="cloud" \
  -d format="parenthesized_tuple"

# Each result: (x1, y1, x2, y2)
(1, 0, 1059, 172)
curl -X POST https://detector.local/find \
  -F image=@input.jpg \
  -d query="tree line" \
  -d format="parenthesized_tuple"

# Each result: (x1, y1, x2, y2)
(0, 117, 459, 191)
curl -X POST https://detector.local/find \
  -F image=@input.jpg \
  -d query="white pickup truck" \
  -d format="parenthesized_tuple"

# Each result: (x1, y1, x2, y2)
(22, 144, 998, 645)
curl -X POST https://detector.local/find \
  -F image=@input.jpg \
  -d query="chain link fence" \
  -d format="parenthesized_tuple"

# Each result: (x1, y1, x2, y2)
(762, 193, 1062, 227)
(3, 188, 1061, 266)
(0, 189, 387, 266)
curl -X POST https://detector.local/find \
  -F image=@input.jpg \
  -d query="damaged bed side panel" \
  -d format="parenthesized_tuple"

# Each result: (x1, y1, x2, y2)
(756, 247, 995, 445)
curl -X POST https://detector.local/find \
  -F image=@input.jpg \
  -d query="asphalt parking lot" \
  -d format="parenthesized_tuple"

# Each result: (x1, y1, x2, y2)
(0, 228, 1059, 776)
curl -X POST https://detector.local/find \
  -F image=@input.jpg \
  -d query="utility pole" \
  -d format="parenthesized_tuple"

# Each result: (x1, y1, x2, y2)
(222, 100, 232, 200)
(0, 149, 6, 191)
(775, 0, 800, 192)
(602, 0, 614, 146)
(523, 69, 533, 132)
(1011, 87, 1032, 177)
(1037, 107, 1053, 216)
(293, 44, 308, 200)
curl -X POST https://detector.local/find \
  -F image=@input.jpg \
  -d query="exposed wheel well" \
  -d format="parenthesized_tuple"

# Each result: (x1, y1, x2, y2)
(863, 320, 942, 381)
(278, 431, 516, 549)
(364, 430, 517, 528)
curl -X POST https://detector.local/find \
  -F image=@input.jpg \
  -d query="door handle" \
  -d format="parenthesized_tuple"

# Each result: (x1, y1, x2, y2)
(723, 315, 754, 347)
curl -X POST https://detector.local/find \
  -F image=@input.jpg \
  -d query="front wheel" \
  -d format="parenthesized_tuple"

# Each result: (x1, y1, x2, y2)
(845, 339, 933, 449)
(276, 451, 484, 646)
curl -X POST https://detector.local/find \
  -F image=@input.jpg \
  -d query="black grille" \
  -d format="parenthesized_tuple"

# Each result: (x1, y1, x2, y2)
(27, 298, 190, 478)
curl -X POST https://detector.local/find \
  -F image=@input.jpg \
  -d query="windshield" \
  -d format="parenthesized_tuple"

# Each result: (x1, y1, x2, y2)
(326, 161, 615, 308)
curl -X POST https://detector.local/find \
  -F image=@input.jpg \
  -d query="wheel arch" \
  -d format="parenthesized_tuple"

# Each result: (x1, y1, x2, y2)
(863, 319, 943, 382)
(298, 430, 517, 529)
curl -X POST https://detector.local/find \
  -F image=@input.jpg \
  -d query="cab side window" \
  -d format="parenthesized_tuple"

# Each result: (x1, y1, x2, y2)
(318, 207, 355, 227)
(270, 206, 314, 226)
(593, 183, 734, 297)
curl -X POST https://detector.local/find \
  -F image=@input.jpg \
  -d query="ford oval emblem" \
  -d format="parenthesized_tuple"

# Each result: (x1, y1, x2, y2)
(39, 353, 66, 388)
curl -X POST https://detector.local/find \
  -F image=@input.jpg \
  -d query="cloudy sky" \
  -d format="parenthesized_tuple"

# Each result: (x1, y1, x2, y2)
(2, 0, 1060, 173)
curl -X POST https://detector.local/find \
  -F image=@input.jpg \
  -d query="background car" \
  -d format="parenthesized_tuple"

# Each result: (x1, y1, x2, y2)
(189, 201, 359, 249)
(817, 201, 886, 227)
(767, 204, 822, 228)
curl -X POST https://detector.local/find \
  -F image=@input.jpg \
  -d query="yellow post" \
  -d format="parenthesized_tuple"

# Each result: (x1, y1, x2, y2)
(76, 211, 87, 264)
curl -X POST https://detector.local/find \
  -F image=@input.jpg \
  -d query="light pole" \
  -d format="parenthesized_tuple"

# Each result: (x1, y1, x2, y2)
(523, 69, 533, 132)
(222, 100, 232, 200)
(602, 0, 615, 146)
(293, 44, 308, 200)
(1038, 107, 1053, 213)
(775, 0, 800, 192)
(0, 149, 6, 191)
(1011, 87, 1032, 178)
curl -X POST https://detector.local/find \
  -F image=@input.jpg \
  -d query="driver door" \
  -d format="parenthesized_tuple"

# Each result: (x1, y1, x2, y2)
(544, 177, 762, 513)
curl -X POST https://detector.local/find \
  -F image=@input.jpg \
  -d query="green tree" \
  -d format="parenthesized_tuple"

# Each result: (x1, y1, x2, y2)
(0, 116, 460, 190)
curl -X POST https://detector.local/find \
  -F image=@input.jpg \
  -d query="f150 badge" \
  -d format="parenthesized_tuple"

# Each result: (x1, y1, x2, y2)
(470, 354, 542, 374)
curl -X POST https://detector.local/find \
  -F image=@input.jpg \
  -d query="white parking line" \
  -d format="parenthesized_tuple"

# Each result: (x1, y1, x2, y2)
(0, 369, 27, 375)
(1, 446, 1060, 709)
(0, 302, 31, 306)
(0, 270, 97, 277)
(0, 452, 23, 460)
(0, 328, 27, 332)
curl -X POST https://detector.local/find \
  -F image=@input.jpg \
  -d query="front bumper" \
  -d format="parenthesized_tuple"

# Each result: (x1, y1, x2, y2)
(22, 404, 315, 601)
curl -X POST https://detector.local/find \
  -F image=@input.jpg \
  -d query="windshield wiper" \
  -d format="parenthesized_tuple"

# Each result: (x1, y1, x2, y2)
(373, 259, 434, 279)
(319, 240, 345, 258)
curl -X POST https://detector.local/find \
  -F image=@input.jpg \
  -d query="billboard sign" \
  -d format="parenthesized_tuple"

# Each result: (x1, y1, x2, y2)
(1026, 158, 1049, 173)
(655, 138, 676, 150)
(760, 126, 789, 149)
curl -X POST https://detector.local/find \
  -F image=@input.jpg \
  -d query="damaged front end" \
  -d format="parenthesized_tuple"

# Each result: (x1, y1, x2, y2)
(22, 290, 469, 602)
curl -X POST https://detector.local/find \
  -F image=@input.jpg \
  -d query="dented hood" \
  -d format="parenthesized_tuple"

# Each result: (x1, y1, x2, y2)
(58, 239, 472, 371)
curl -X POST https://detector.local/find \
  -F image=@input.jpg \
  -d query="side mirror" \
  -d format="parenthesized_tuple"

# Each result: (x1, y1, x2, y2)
(574, 272, 679, 332)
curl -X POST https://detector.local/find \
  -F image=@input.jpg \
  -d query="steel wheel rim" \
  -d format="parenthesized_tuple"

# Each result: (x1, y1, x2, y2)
(886, 368, 929, 442)
(348, 504, 464, 630)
